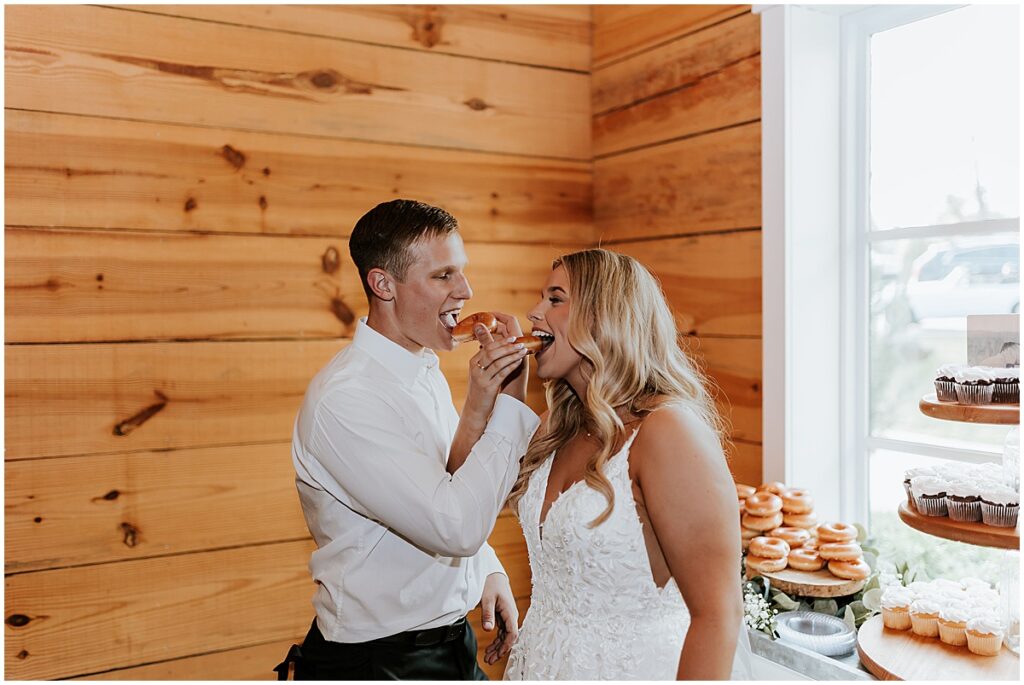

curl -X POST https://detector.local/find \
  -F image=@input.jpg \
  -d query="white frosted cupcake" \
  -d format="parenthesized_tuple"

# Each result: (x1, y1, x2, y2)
(909, 597, 942, 637)
(911, 476, 949, 517)
(966, 615, 1004, 656)
(937, 604, 973, 646)
(966, 462, 1004, 482)
(954, 366, 996, 404)
(978, 483, 1020, 528)
(880, 586, 915, 630)
(903, 466, 936, 504)
(934, 364, 962, 401)
(959, 577, 991, 592)
(964, 586, 1001, 610)
(945, 479, 984, 521)
(906, 581, 932, 599)
(991, 366, 1019, 404)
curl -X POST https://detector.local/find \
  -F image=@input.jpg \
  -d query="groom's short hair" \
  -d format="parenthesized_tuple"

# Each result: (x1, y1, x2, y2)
(349, 199, 459, 300)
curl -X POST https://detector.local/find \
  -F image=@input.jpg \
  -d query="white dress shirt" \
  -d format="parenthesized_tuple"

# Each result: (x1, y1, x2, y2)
(292, 317, 540, 643)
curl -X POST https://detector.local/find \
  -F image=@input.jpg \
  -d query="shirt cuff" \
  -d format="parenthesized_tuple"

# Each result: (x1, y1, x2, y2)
(479, 542, 506, 578)
(487, 394, 541, 454)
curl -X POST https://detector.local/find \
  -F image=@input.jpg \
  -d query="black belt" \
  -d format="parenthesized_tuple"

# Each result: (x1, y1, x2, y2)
(373, 616, 468, 647)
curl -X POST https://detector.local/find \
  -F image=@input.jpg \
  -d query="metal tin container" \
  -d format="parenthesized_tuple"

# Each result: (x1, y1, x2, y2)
(775, 610, 857, 657)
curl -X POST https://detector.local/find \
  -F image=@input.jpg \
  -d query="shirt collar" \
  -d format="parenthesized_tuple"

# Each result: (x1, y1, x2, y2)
(352, 317, 439, 384)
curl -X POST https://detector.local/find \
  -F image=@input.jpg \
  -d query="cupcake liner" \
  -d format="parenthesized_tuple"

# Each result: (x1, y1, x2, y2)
(955, 383, 994, 405)
(980, 502, 1019, 528)
(992, 381, 1019, 404)
(966, 632, 1003, 657)
(946, 498, 982, 522)
(938, 621, 968, 646)
(934, 380, 959, 402)
(882, 608, 912, 631)
(910, 613, 939, 638)
(917, 495, 948, 517)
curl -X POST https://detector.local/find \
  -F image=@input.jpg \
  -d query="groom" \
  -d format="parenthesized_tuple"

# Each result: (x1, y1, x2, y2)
(287, 199, 539, 679)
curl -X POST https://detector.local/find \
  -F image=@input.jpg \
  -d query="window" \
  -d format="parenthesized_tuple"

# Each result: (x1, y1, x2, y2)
(847, 4, 1019, 583)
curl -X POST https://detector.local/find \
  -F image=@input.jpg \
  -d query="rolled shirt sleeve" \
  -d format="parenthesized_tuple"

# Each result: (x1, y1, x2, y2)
(307, 389, 539, 558)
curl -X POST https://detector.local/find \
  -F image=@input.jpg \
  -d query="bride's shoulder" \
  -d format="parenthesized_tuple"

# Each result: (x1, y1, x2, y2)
(633, 400, 723, 463)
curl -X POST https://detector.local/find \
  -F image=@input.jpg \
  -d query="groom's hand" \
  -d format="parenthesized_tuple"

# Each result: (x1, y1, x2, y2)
(480, 572, 519, 665)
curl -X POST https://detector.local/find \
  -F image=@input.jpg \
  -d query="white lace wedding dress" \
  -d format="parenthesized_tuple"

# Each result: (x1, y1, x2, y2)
(504, 430, 752, 680)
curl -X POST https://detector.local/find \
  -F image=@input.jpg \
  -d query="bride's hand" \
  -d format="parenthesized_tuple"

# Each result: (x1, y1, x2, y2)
(480, 572, 519, 665)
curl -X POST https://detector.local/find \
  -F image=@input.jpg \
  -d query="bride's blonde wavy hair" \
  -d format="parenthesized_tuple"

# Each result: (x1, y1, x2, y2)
(506, 249, 728, 527)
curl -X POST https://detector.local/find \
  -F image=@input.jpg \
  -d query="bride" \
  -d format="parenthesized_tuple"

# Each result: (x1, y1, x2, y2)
(498, 249, 752, 680)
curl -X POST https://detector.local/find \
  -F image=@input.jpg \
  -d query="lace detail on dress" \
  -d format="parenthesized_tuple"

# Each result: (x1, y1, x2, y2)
(504, 430, 752, 680)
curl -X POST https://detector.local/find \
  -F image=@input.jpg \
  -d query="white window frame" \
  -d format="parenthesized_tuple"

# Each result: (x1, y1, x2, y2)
(757, 3, 1017, 528)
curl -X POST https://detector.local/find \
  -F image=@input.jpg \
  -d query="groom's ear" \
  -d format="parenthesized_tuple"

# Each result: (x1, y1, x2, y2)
(367, 267, 395, 302)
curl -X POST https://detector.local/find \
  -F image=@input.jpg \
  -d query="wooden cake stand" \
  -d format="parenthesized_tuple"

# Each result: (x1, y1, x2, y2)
(857, 614, 1019, 680)
(753, 566, 867, 598)
(919, 393, 1019, 425)
(898, 501, 1019, 551)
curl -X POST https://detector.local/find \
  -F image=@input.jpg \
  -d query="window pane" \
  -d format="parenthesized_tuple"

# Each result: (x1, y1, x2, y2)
(869, 234, 1019, 449)
(870, 5, 1019, 231)
(869, 448, 1004, 585)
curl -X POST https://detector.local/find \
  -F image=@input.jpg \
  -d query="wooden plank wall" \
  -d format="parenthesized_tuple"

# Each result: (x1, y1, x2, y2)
(592, 4, 763, 487)
(4, 4, 591, 679)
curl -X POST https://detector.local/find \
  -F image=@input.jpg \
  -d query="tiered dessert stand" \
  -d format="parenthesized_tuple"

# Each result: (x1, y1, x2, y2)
(856, 394, 1020, 680)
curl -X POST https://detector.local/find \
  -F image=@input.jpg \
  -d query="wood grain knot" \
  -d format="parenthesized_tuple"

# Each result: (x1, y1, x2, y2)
(310, 71, 337, 89)
(330, 297, 355, 326)
(412, 10, 443, 48)
(184, 197, 198, 212)
(92, 489, 120, 502)
(220, 144, 247, 170)
(17, 650, 29, 660)
(321, 246, 341, 275)
(464, 98, 490, 111)
(6, 614, 31, 628)
(113, 391, 168, 437)
(121, 522, 140, 548)
(258, 195, 268, 211)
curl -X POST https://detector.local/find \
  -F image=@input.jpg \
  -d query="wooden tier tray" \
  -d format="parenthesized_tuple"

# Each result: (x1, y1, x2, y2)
(857, 614, 1019, 681)
(899, 501, 1019, 551)
(919, 393, 1019, 425)
(752, 566, 867, 598)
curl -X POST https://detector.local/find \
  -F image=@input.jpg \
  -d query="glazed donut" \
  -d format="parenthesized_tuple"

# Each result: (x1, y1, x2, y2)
(451, 312, 498, 343)
(828, 558, 870, 580)
(756, 481, 788, 496)
(817, 522, 858, 543)
(514, 335, 544, 354)
(781, 488, 815, 514)
(746, 555, 787, 574)
(783, 512, 819, 529)
(817, 542, 863, 561)
(736, 483, 757, 500)
(748, 536, 790, 560)
(787, 547, 825, 571)
(742, 511, 784, 532)
(744, 492, 783, 516)
(768, 526, 810, 547)
(801, 536, 820, 550)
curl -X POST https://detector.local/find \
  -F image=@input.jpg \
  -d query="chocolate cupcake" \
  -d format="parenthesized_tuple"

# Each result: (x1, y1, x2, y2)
(911, 475, 949, 517)
(945, 479, 983, 522)
(991, 367, 1019, 404)
(979, 483, 1019, 528)
(903, 466, 936, 506)
(934, 364, 962, 402)
(954, 366, 996, 404)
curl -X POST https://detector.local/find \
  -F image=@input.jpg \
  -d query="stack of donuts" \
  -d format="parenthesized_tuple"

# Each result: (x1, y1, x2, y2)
(736, 481, 870, 582)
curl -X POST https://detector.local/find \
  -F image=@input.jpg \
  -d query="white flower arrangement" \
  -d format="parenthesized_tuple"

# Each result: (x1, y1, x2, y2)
(743, 582, 778, 636)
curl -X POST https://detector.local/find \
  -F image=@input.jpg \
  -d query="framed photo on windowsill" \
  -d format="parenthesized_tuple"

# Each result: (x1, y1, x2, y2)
(967, 315, 1020, 368)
